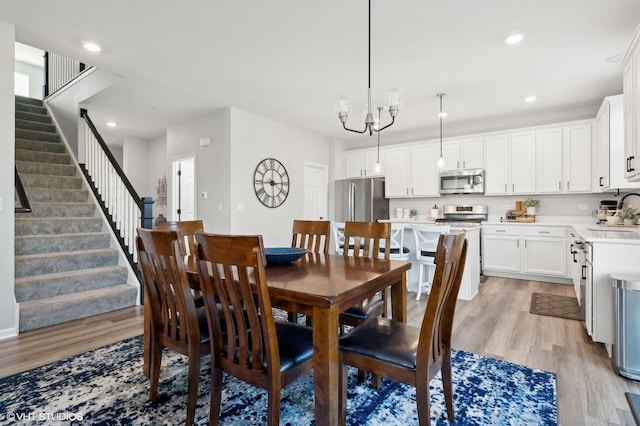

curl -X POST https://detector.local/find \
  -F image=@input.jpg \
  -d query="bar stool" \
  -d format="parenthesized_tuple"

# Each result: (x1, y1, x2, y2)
(413, 224, 450, 300)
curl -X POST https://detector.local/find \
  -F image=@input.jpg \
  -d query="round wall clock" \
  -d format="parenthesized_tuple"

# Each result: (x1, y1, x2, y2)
(253, 158, 290, 208)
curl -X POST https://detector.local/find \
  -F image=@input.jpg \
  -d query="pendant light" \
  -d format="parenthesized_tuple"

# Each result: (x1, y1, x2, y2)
(335, 0, 403, 136)
(374, 106, 383, 173)
(437, 93, 446, 169)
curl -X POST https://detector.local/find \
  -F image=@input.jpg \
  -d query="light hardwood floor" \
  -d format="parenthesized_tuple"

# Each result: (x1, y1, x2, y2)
(0, 278, 638, 425)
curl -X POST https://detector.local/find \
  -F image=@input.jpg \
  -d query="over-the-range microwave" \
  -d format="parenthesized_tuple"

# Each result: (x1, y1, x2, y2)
(439, 169, 485, 194)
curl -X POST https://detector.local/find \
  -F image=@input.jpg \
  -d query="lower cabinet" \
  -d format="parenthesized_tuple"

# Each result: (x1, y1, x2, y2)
(482, 224, 568, 279)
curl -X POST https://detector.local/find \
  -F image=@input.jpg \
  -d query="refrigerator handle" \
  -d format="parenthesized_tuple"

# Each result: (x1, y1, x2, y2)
(349, 181, 356, 221)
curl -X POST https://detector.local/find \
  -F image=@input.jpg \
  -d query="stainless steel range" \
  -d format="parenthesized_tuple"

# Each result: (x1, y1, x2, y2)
(435, 204, 488, 226)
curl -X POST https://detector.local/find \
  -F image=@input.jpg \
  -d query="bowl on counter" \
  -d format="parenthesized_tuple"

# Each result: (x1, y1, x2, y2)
(606, 215, 620, 225)
(264, 247, 307, 265)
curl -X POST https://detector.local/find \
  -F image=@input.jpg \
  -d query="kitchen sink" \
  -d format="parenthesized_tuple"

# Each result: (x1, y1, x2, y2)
(587, 226, 638, 232)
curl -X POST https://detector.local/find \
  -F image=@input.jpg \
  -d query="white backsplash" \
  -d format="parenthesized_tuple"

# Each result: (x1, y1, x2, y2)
(388, 192, 640, 220)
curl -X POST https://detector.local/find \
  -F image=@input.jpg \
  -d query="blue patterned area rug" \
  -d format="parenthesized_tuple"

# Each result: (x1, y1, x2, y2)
(0, 336, 557, 425)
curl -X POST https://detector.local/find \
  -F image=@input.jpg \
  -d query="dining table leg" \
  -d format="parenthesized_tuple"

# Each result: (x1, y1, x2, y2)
(312, 304, 340, 426)
(390, 271, 407, 322)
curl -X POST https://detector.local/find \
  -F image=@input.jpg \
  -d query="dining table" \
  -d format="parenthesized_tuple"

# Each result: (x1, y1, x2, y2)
(185, 251, 411, 426)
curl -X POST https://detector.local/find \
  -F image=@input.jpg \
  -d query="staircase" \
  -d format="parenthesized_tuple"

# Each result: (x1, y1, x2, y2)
(14, 95, 138, 332)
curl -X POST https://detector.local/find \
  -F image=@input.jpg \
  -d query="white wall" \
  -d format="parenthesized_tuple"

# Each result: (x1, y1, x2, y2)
(229, 108, 331, 247)
(147, 135, 167, 217)
(14, 60, 43, 99)
(166, 109, 232, 234)
(122, 136, 148, 197)
(0, 21, 17, 338)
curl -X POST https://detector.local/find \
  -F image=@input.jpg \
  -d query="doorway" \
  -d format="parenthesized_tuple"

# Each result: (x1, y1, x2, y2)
(171, 157, 196, 221)
(303, 162, 328, 220)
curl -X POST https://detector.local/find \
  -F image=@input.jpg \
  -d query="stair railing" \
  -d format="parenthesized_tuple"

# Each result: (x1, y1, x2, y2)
(43, 52, 89, 98)
(79, 109, 154, 266)
(14, 167, 32, 213)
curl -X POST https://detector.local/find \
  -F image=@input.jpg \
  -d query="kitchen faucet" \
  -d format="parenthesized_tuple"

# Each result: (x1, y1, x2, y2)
(617, 192, 640, 209)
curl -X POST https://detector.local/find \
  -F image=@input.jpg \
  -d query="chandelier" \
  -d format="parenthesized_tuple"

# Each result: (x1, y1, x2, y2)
(335, 0, 403, 136)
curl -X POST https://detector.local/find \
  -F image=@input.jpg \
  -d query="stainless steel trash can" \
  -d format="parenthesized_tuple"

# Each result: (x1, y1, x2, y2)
(611, 273, 640, 380)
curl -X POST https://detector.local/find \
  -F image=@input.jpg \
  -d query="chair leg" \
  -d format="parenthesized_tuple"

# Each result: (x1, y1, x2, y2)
(371, 373, 381, 390)
(148, 340, 163, 401)
(442, 353, 455, 422)
(416, 379, 432, 426)
(339, 354, 348, 426)
(416, 264, 425, 300)
(287, 312, 298, 323)
(209, 367, 224, 426)
(185, 350, 201, 426)
(267, 384, 282, 426)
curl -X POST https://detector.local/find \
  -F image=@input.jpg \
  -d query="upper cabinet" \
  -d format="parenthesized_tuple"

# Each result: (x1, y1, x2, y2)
(623, 24, 640, 180)
(485, 132, 535, 195)
(385, 143, 440, 198)
(345, 149, 384, 178)
(440, 137, 484, 171)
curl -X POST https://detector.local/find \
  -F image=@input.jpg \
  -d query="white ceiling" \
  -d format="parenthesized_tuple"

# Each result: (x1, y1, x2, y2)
(3, 1, 640, 147)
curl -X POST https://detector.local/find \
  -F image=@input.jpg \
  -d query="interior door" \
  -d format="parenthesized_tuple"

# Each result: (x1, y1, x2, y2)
(171, 156, 196, 221)
(303, 162, 328, 219)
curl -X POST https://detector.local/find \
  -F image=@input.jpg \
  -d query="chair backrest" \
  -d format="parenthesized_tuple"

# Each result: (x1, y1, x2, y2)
(195, 232, 280, 375)
(158, 220, 204, 256)
(413, 224, 450, 261)
(416, 232, 467, 371)
(387, 223, 409, 259)
(343, 221, 391, 260)
(332, 221, 346, 254)
(291, 219, 330, 254)
(136, 228, 201, 346)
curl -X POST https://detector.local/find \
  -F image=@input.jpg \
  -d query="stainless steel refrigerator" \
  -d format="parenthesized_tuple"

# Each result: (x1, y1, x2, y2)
(335, 177, 389, 222)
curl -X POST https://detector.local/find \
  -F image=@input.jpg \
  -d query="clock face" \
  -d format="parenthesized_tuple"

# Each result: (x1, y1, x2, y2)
(253, 158, 290, 208)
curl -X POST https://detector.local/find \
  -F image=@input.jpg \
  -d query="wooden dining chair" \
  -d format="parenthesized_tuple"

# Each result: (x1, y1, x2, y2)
(338, 232, 467, 426)
(195, 232, 315, 426)
(289, 219, 331, 323)
(136, 228, 211, 426)
(339, 221, 391, 332)
(158, 219, 204, 255)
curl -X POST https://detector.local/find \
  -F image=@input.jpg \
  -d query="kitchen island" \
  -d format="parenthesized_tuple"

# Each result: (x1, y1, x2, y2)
(381, 219, 481, 300)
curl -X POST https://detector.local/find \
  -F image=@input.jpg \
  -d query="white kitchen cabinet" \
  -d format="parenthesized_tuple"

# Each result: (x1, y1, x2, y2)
(483, 224, 567, 279)
(384, 143, 440, 198)
(484, 132, 535, 195)
(440, 137, 483, 171)
(344, 149, 384, 178)
(536, 124, 591, 194)
(623, 24, 640, 180)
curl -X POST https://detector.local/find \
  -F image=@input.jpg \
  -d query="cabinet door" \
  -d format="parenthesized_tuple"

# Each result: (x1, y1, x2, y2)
(510, 131, 536, 194)
(440, 140, 460, 171)
(345, 151, 364, 178)
(522, 237, 566, 276)
(384, 147, 410, 198)
(364, 149, 384, 176)
(623, 58, 636, 179)
(634, 46, 640, 180)
(484, 135, 509, 195)
(537, 128, 563, 193)
(461, 137, 484, 169)
(593, 100, 610, 191)
(411, 144, 440, 196)
(482, 235, 520, 272)
(563, 125, 592, 192)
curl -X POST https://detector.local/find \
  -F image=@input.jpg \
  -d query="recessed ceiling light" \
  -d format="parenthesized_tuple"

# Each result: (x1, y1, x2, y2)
(506, 34, 524, 45)
(83, 42, 102, 52)
(106, 121, 117, 127)
(524, 96, 537, 103)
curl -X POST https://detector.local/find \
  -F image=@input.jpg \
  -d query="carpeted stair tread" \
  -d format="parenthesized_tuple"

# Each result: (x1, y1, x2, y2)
(16, 160, 77, 177)
(16, 138, 66, 153)
(15, 248, 120, 278)
(24, 187, 89, 203)
(15, 95, 43, 106)
(16, 148, 71, 165)
(19, 174, 83, 190)
(18, 284, 138, 332)
(15, 217, 104, 236)
(15, 265, 129, 302)
(15, 202, 95, 218)
(15, 118, 57, 133)
(15, 102, 47, 115)
(15, 128, 61, 143)
(15, 232, 110, 255)
(15, 110, 51, 124)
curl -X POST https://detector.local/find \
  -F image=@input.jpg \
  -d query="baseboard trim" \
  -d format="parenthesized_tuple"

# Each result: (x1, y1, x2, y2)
(483, 271, 572, 285)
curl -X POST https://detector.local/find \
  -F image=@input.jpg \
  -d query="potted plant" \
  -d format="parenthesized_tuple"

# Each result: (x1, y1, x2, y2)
(619, 206, 638, 225)
(523, 198, 540, 215)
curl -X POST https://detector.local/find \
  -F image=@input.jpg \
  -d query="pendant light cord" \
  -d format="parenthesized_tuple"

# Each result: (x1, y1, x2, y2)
(439, 94, 443, 156)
